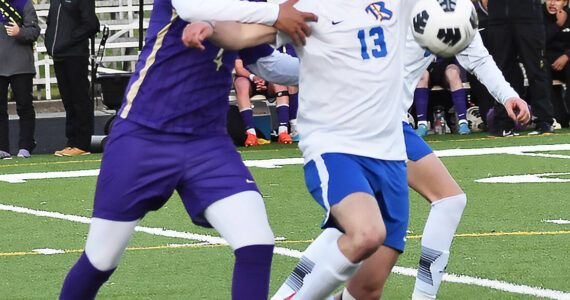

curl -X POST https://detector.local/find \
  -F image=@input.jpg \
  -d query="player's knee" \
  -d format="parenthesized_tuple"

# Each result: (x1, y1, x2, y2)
(445, 65, 461, 80)
(85, 251, 118, 271)
(349, 226, 385, 258)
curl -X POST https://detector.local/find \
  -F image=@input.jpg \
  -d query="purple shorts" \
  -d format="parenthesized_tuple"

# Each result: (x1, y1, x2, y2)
(92, 118, 259, 227)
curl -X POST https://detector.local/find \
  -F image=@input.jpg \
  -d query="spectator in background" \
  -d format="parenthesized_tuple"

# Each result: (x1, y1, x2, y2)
(0, 0, 40, 159)
(279, 44, 299, 141)
(414, 57, 471, 137)
(487, 0, 555, 136)
(233, 58, 293, 146)
(467, 0, 495, 125)
(45, 0, 99, 156)
(544, 0, 570, 127)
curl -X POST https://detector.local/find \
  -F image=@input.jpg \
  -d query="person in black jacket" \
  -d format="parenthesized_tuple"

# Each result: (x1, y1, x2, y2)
(487, 0, 555, 136)
(544, 0, 570, 127)
(45, 0, 99, 156)
(0, 0, 40, 159)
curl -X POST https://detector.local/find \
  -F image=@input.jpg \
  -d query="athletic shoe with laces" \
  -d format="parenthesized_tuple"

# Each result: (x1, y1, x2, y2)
(528, 122, 554, 135)
(17, 149, 31, 158)
(55, 147, 90, 156)
(0, 150, 12, 160)
(244, 132, 259, 147)
(278, 132, 293, 144)
(458, 122, 471, 135)
(416, 123, 428, 137)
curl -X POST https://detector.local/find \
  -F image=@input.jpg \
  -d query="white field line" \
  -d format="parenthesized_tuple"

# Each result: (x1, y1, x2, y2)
(476, 172, 570, 183)
(542, 219, 570, 225)
(1, 203, 569, 299)
(1, 144, 569, 183)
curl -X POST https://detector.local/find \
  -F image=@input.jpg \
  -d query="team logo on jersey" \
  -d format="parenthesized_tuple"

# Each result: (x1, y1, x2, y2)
(365, 2, 393, 22)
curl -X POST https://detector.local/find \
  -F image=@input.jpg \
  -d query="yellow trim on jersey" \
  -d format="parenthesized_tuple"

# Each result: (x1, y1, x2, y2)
(120, 10, 178, 119)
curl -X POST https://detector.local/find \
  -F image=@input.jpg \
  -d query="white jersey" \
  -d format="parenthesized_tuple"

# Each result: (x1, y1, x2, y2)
(172, 0, 279, 25)
(401, 29, 519, 122)
(276, 0, 418, 162)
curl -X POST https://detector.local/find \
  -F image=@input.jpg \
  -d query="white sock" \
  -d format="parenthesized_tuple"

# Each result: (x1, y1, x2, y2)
(279, 125, 288, 134)
(414, 194, 467, 298)
(293, 234, 360, 300)
(418, 120, 428, 127)
(341, 287, 357, 300)
(246, 128, 256, 135)
(271, 228, 342, 300)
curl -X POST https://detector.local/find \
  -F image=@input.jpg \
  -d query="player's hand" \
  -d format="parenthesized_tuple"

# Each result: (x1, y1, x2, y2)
(556, 9, 567, 27)
(254, 77, 267, 91)
(505, 97, 530, 126)
(551, 54, 569, 71)
(274, 0, 318, 46)
(4, 22, 20, 37)
(182, 22, 214, 50)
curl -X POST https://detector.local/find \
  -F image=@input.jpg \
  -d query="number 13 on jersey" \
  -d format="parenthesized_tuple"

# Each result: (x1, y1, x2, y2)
(358, 26, 387, 60)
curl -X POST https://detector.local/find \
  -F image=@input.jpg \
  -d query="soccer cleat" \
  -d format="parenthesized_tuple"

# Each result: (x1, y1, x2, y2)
(0, 150, 12, 160)
(55, 147, 90, 156)
(416, 123, 428, 137)
(458, 122, 471, 135)
(17, 149, 31, 158)
(244, 132, 259, 147)
(528, 122, 554, 136)
(278, 132, 293, 144)
(284, 293, 296, 300)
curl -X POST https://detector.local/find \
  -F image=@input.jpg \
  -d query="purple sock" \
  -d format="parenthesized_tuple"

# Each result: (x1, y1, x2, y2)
(240, 108, 255, 131)
(289, 93, 298, 120)
(414, 88, 429, 122)
(232, 244, 274, 300)
(451, 89, 467, 121)
(276, 105, 289, 127)
(60, 252, 115, 300)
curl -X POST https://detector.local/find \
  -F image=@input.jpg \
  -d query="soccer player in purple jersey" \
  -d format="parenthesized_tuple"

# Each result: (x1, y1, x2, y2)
(58, 0, 313, 299)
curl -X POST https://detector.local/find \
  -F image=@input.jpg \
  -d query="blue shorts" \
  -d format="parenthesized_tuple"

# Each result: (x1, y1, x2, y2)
(303, 153, 409, 252)
(93, 118, 259, 227)
(403, 122, 433, 161)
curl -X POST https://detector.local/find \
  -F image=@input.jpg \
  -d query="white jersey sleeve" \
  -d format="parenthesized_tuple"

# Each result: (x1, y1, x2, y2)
(247, 50, 300, 86)
(172, 0, 279, 26)
(455, 33, 519, 106)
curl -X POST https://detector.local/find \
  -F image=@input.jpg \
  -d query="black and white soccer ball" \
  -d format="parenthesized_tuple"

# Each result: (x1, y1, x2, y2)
(466, 106, 484, 132)
(411, 0, 478, 57)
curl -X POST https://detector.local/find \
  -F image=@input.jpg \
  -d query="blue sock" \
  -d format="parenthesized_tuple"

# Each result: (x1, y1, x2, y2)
(240, 108, 255, 131)
(232, 244, 274, 300)
(414, 88, 429, 122)
(451, 89, 467, 121)
(276, 105, 289, 128)
(60, 252, 115, 300)
(289, 93, 298, 121)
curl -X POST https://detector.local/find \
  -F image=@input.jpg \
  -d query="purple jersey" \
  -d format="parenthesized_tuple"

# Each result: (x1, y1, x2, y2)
(118, 0, 273, 135)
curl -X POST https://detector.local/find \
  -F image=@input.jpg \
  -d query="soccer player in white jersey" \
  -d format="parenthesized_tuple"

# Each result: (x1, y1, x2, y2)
(183, 0, 421, 298)
(268, 31, 530, 300)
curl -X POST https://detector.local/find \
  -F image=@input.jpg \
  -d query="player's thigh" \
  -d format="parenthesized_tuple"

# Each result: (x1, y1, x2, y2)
(176, 134, 259, 227)
(93, 119, 183, 221)
(347, 245, 400, 299)
(404, 121, 461, 201)
(408, 153, 463, 202)
(330, 192, 385, 237)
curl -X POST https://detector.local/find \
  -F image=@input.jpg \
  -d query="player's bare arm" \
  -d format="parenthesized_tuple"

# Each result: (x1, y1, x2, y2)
(183, 22, 277, 51)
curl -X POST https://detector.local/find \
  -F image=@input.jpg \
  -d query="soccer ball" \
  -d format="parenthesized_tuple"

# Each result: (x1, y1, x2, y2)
(466, 106, 484, 132)
(411, 0, 478, 57)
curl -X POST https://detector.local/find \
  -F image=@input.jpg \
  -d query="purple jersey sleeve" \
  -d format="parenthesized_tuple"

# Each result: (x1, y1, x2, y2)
(118, 0, 238, 135)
